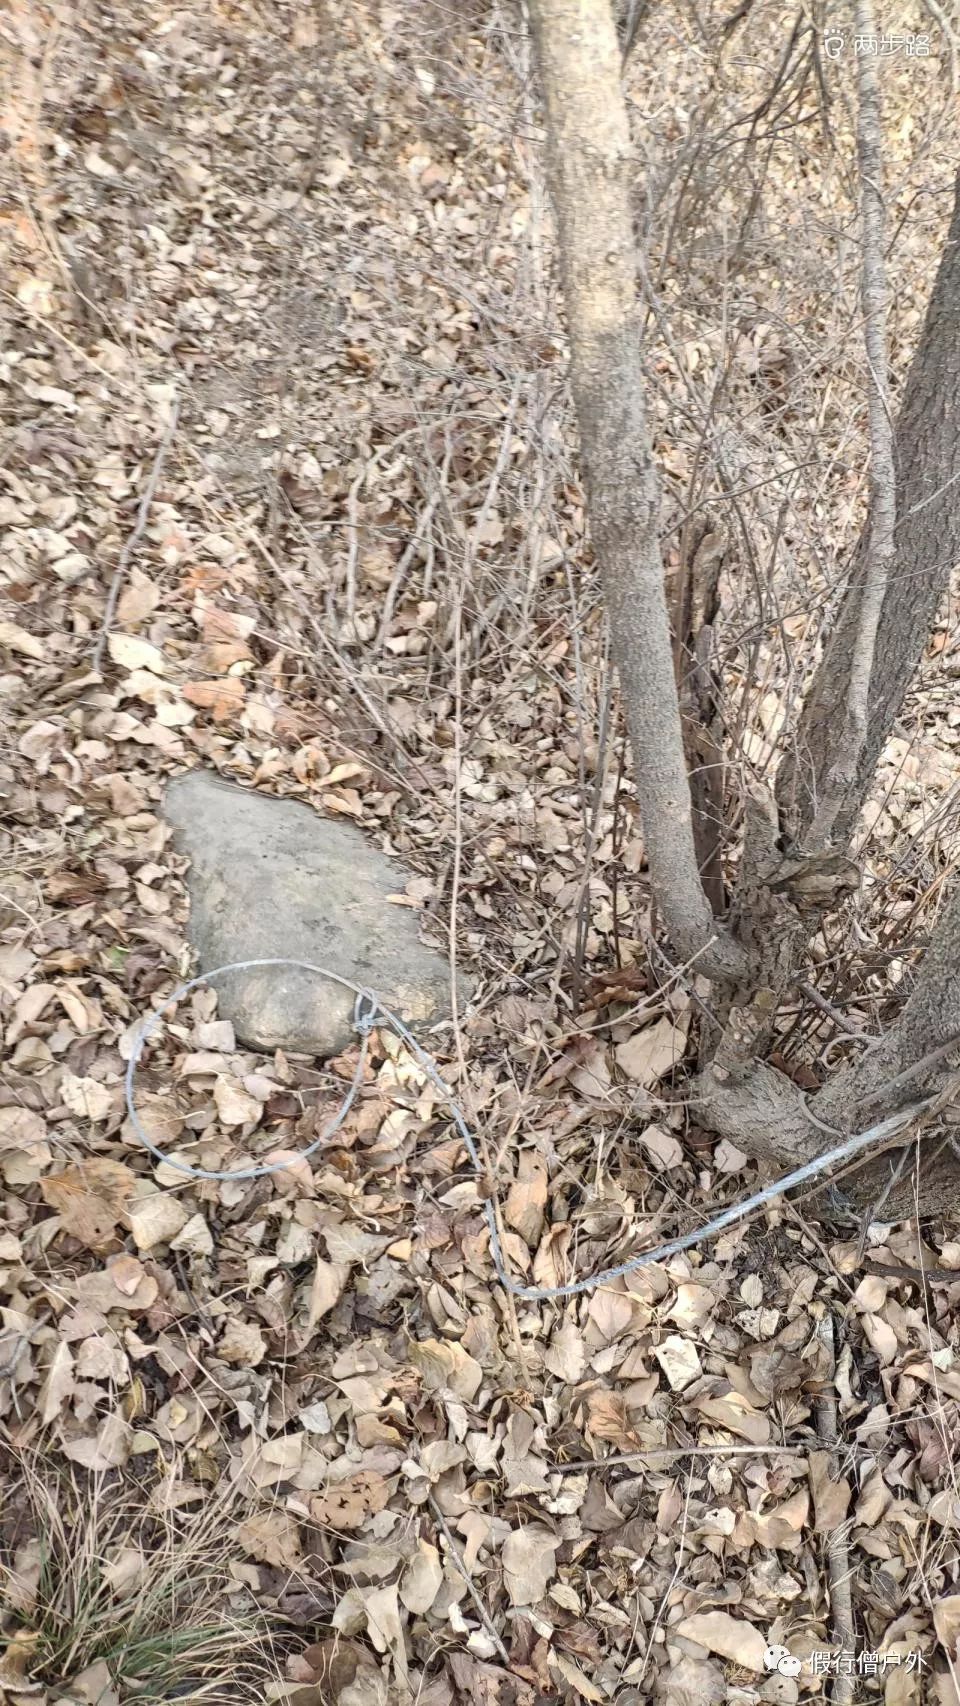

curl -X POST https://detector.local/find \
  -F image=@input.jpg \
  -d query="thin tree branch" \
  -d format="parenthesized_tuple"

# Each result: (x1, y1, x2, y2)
(428, 1494, 510, 1666)
(92, 392, 182, 678)
(806, 0, 895, 850)
(552, 1443, 804, 1472)
(777, 170, 960, 847)
(617, 0, 651, 65)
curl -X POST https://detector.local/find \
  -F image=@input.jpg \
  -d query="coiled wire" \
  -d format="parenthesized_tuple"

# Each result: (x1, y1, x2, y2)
(125, 959, 929, 1301)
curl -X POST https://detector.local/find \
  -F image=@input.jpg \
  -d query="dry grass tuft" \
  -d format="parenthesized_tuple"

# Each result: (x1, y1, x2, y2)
(0, 1450, 283, 1704)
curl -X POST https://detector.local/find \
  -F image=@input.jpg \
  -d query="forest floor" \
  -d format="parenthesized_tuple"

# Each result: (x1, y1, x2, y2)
(2, 1, 960, 1702)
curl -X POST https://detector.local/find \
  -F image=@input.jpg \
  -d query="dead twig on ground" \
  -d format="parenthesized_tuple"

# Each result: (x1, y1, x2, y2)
(91, 392, 183, 677)
(552, 1444, 806, 1472)
(428, 1494, 510, 1666)
(816, 1313, 857, 1705)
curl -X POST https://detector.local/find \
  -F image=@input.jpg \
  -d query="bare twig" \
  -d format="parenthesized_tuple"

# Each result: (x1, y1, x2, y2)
(617, 0, 651, 65)
(807, 0, 895, 849)
(375, 454, 449, 648)
(239, 518, 435, 789)
(922, 0, 959, 94)
(798, 980, 866, 1038)
(853, 1142, 913, 1259)
(92, 392, 183, 677)
(447, 388, 531, 1384)
(815, 1314, 856, 1705)
(864, 1257, 960, 1286)
(344, 475, 361, 622)
(428, 1494, 510, 1666)
(635, 1474, 693, 1688)
(552, 1443, 805, 1472)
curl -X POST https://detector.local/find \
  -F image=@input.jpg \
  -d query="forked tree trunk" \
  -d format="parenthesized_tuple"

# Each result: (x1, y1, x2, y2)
(700, 170, 960, 1213)
(696, 876, 960, 1216)
(530, 0, 960, 1215)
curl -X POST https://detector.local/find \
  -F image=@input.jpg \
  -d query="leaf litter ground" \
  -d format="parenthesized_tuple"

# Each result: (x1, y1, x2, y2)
(2, 2, 960, 1703)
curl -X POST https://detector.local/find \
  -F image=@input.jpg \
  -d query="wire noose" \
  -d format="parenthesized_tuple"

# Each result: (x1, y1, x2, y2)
(126, 959, 931, 1301)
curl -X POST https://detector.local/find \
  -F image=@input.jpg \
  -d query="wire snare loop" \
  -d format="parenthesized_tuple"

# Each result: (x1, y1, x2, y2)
(126, 959, 932, 1299)
(124, 960, 373, 1184)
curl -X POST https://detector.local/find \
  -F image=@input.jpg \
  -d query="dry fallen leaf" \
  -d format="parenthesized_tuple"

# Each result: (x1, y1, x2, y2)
(213, 1075, 263, 1127)
(853, 1272, 889, 1311)
(674, 1610, 767, 1673)
(236, 1509, 303, 1571)
(501, 1524, 558, 1606)
(550, 1651, 605, 1701)
(362, 1582, 407, 1686)
(311, 1469, 390, 1532)
(749, 1338, 808, 1401)
(668, 1282, 715, 1329)
(41, 1158, 136, 1250)
(504, 1150, 548, 1247)
(60, 1073, 114, 1123)
(0, 1107, 48, 1153)
(62, 1411, 132, 1471)
(409, 1337, 483, 1402)
(809, 1449, 852, 1531)
(0, 620, 45, 661)
(170, 1212, 214, 1256)
(128, 1193, 190, 1251)
(653, 1333, 702, 1391)
(544, 1318, 587, 1384)
(399, 1540, 444, 1615)
(40, 1339, 75, 1424)
(615, 1013, 688, 1086)
(585, 1388, 643, 1451)
(75, 1259, 158, 1314)
(934, 1595, 960, 1658)
(0, 1105, 52, 1184)
(112, 1254, 151, 1296)
(692, 1390, 771, 1444)
(5, 1541, 42, 1617)
(308, 1256, 352, 1327)
(182, 677, 246, 721)
(107, 632, 167, 674)
(218, 1319, 266, 1366)
(659, 1655, 727, 1706)
(638, 1123, 684, 1169)
(116, 566, 161, 626)
(854, 1467, 890, 1526)
(588, 1286, 638, 1342)
(733, 1486, 808, 1548)
(862, 1310, 898, 1364)
(0, 1630, 43, 1693)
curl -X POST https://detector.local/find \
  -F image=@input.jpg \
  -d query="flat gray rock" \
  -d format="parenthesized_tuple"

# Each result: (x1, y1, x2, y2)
(164, 771, 469, 1057)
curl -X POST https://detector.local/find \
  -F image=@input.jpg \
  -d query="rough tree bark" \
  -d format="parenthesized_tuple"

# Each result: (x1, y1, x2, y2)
(777, 170, 960, 849)
(526, 0, 744, 982)
(805, 0, 896, 853)
(530, 0, 960, 1215)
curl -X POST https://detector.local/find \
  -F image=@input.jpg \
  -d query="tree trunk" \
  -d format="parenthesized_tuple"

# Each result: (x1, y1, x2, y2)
(777, 171, 960, 849)
(803, 0, 897, 851)
(527, 0, 744, 982)
(696, 869, 960, 1216)
(530, 2, 960, 1216)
